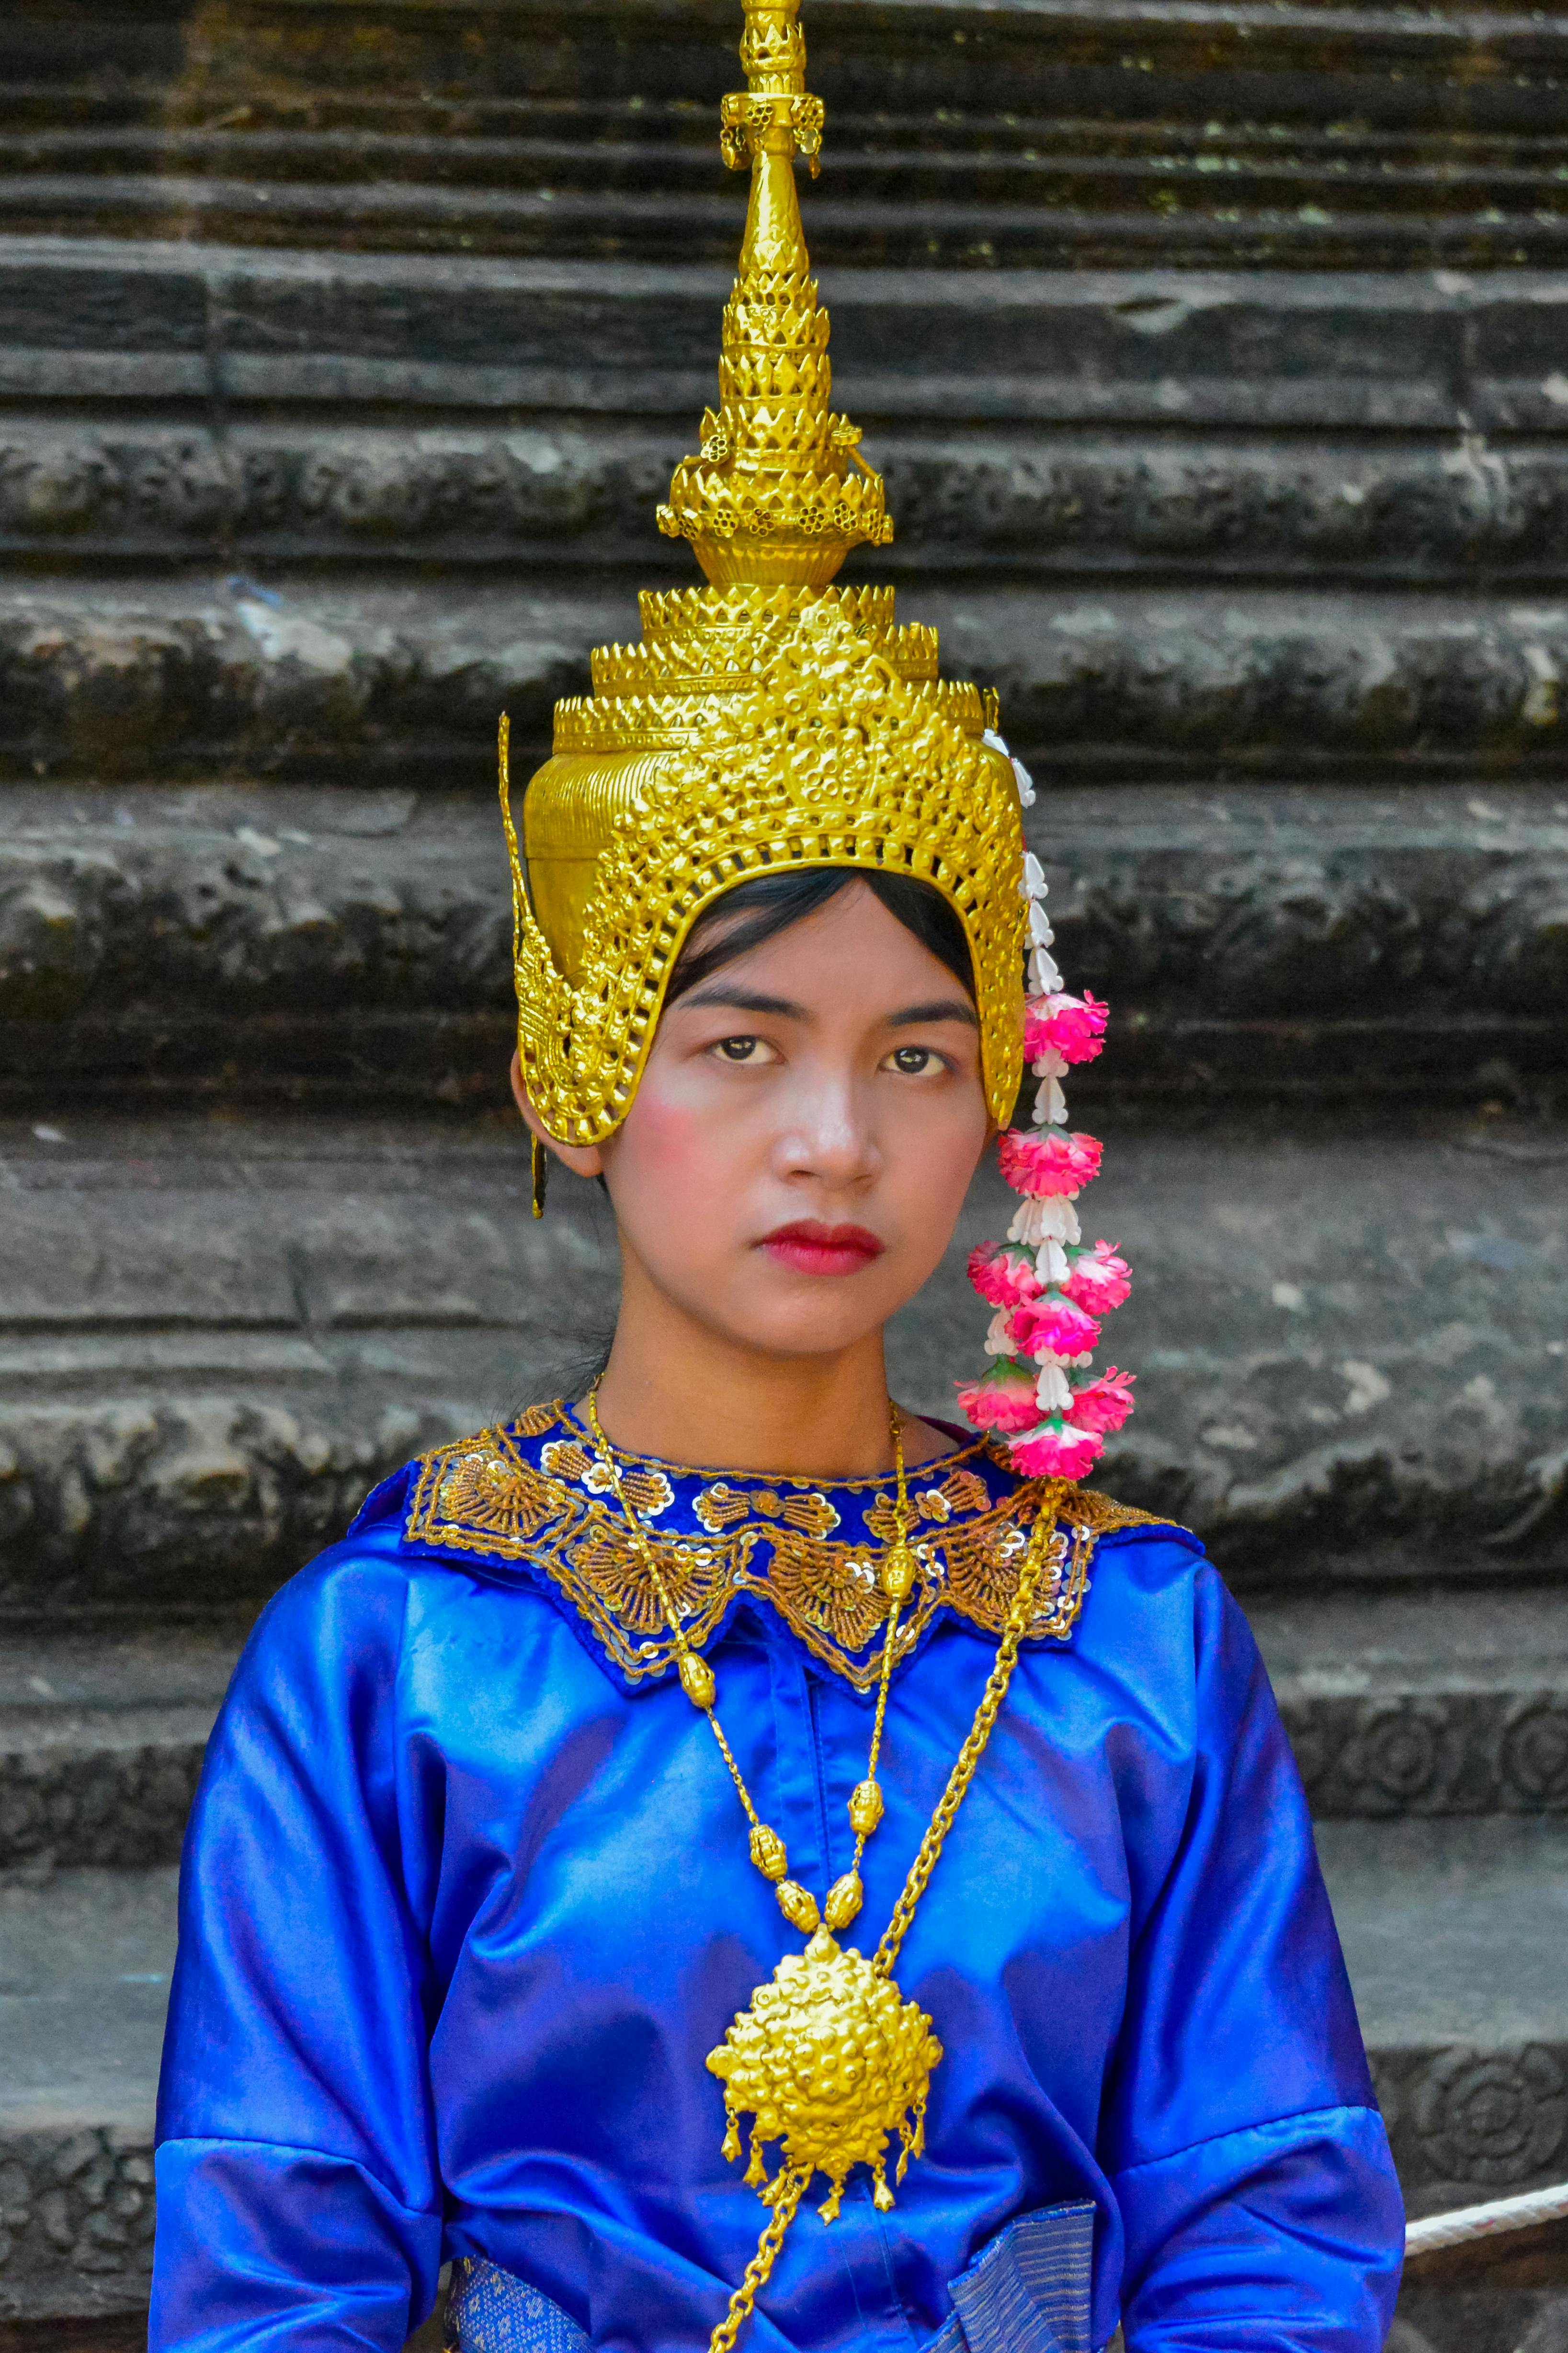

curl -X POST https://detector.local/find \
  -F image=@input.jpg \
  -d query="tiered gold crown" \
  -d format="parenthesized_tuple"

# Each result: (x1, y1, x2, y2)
(504, 0, 1027, 1147)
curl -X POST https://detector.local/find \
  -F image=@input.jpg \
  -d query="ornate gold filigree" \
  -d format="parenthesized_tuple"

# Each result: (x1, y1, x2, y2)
(863, 1466, 992, 1540)
(540, 1439, 676, 1518)
(764, 1531, 889, 1654)
(514, 1400, 562, 1438)
(501, 0, 1028, 1150)
(561, 1524, 725, 1639)
(406, 1429, 569, 1560)
(403, 1414, 1179, 1690)
(696, 1483, 841, 1537)
(1059, 1487, 1175, 1541)
(708, 1927, 941, 2224)
(539, 1438, 611, 1490)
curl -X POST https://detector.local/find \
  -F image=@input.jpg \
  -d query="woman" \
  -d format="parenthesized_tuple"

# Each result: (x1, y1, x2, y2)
(150, 7, 1403, 2350)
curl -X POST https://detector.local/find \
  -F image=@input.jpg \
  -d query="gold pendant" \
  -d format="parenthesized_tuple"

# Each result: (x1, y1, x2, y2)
(707, 1926, 943, 2223)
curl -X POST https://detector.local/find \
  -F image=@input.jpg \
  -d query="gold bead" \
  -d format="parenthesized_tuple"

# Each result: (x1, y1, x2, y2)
(749, 1823, 789, 1882)
(678, 1651, 715, 1709)
(880, 1542, 916, 1602)
(848, 1779, 884, 1838)
(775, 1879, 821, 1933)
(823, 1871, 863, 1930)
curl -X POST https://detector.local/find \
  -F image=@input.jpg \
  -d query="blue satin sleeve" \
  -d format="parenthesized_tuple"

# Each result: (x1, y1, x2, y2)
(150, 1554, 446, 2353)
(1103, 1564, 1404, 2352)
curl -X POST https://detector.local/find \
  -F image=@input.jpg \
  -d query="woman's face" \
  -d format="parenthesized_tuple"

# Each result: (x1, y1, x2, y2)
(523, 880, 991, 1363)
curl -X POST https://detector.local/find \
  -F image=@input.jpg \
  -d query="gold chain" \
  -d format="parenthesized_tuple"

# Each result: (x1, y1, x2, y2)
(583, 1382, 1061, 2353)
(586, 1383, 912, 1935)
(705, 2169, 807, 2353)
(874, 1500, 1055, 1975)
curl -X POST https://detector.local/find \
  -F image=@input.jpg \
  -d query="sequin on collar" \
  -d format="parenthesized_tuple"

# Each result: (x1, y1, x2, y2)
(398, 1401, 1174, 1693)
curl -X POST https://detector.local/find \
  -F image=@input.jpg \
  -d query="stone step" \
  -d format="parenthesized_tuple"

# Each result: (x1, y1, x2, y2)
(1, 780, 1565, 1104)
(1322, 1817, 1568, 2219)
(0, 0, 1565, 271)
(4, 237, 1568, 592)
(3, 1822, 1567, 2318)
(8, 407, 1568, 594)
(5, 123, 1565, 209)
(0, 1105, 1561, 1613)
(5, 572, 1568, 790)
(0, 1628, 237, 1873)
(6, 240, 1568, 435)
(3, 1589, 1563, 1875)
(9, 0, 1564, 129)
(1252, 1591, 1568, 1822)
(0, 1866, 171, 2321)
(5, 167, 1568, 275)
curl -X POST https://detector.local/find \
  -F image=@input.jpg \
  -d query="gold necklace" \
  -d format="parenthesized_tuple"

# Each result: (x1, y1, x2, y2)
(584, 1390, 1059, 2353)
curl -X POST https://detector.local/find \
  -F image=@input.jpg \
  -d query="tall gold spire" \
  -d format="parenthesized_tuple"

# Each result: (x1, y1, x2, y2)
(657, 0, 893, 590)
(503, 0, 1025, 1151)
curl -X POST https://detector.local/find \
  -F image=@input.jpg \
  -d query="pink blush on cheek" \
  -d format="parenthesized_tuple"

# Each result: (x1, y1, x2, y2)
(608, 1087, 747, 1229)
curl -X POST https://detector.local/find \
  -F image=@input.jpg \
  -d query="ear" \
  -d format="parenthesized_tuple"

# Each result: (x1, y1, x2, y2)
(509, 1052, 607, 1179)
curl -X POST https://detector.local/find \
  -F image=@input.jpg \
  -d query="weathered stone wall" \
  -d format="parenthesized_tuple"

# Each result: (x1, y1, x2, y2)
(0, 0, 1566, 2338)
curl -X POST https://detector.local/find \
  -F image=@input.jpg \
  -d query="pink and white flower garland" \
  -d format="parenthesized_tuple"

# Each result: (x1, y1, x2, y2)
(956, 734, 1135, 1480)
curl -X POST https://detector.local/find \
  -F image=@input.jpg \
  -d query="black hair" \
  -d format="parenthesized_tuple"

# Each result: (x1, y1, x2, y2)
(666, 868, 975, 1006)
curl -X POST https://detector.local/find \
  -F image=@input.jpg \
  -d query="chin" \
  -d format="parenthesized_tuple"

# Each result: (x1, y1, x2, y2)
(705, 1290, 891, 1360)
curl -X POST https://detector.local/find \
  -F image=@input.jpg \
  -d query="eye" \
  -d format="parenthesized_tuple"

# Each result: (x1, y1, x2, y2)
(886, 1044, 940, 1075)
(710, 1035, 776, 1064)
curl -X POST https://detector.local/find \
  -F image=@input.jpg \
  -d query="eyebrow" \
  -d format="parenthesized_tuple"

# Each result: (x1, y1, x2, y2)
(890, 998, 980, 1030)
(678, 986, 979, 1030)
(679, 986, 806, 1018)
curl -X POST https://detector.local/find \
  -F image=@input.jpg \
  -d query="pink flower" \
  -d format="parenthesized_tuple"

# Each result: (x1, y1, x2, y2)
(1062, 1240, 1132, 1315)
(955, 1360, 1040, 1434)
(967, 1245, 1043, 1312)
(1024, 991, 1109, 1068)
(1068, 1367, 1136, 1435)
(996, 1127, 1103, 1200)
(1011, 1293, 1101, 1361)
(1008, 1421, 1104, 1479)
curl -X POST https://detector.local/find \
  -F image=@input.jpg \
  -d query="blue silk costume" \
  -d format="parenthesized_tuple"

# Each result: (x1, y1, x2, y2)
(151, 1405, 1403, 2353)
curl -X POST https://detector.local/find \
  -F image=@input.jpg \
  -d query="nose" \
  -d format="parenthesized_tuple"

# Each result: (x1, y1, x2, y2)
(771, 1063, 880, 1192)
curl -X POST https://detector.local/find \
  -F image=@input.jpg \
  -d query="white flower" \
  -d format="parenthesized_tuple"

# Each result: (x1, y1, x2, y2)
(1007, 1193, 1082, 1248)
(984, 726, 1037, 809)
(1035, 1237, 1071, 1285)
(1021, 851, 1046, 901)
(1029, 945, 1063, 994)
(1031, 1047, 1068, 1079)
(1030, 1076, 1068, 1126)
(1027, 900, 1056, 948)
(1034, 1360, 1073, 1412)
(983, 1308, 1016, 1357)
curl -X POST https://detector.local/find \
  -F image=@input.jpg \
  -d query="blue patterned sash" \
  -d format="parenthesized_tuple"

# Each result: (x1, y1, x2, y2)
(446, 2197, 1098, 2353)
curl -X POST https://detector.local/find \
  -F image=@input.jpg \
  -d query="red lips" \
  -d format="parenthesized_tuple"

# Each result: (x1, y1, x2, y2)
(760, 1220, 886, 1278)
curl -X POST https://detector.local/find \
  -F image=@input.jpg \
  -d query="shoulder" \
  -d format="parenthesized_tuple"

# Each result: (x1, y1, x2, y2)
(921, 1450, 1204, 1651)
(241, 1412, 578, 1682)
(360, 1400, 579, 1567)
(1053, 1491, 1264, 1721)
(1064, 1489, 1204, 1575)
(1053, 1477, 1204, 1572)
(1032, 1477, 1205, 1641)
(234, 1516, 428, 1696)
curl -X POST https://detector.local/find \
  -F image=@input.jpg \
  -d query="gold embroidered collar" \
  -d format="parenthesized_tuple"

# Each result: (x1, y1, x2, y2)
(401, 1400, 1173, 1694)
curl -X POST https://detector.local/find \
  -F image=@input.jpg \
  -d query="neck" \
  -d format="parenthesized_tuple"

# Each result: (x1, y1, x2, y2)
(587, 1257, 948, 1479)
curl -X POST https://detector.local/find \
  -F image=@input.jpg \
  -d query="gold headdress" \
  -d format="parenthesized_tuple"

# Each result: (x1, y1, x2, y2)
(501, 0, 1028, 1146)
